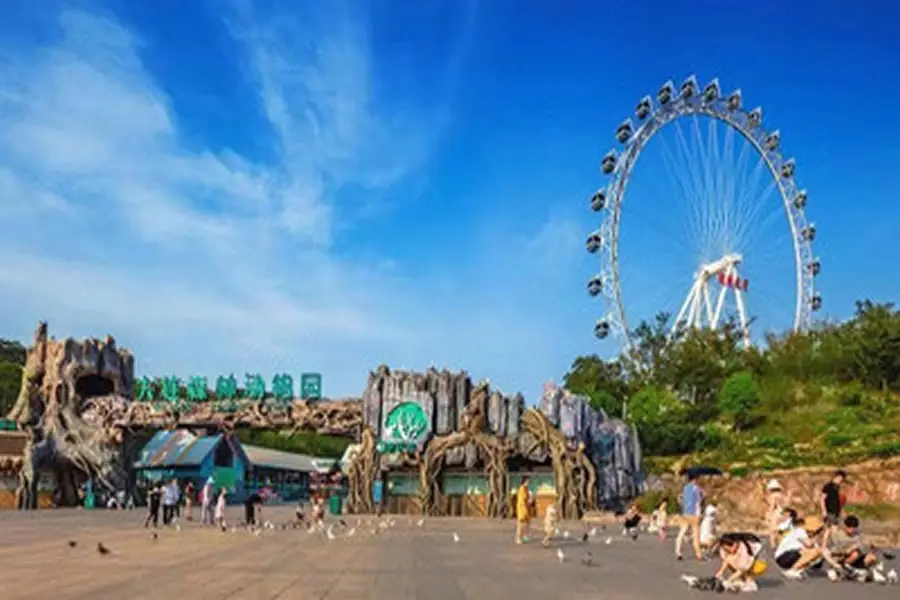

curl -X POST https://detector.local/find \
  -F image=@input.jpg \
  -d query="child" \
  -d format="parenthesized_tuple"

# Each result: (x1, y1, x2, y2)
(700, 504, 719, 553)
(622, 504, 642, 540)
(542, 503, 559, 547)
(215, 488, 228, 530)
(649, 498, 669, 542)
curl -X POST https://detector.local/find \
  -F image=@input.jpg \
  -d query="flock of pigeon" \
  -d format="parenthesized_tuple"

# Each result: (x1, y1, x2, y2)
(66, 515, 615, 569)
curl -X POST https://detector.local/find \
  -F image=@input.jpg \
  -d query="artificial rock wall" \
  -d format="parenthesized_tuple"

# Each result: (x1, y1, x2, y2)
(361, 366, 643, 505)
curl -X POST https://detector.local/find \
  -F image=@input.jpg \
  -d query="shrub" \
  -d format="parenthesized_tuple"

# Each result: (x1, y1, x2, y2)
(824, 432, 855, 447)
(757, 434, 791, 450)
(718, 371, 761, 431)
(633, 489, 681, 515)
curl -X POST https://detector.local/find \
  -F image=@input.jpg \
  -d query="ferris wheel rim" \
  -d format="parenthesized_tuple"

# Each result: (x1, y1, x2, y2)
(591, 77, 818, 350)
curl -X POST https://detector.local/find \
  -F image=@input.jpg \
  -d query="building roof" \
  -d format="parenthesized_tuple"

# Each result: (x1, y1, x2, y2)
(134, 430, 227, 468)
(242, 444, 337, 473)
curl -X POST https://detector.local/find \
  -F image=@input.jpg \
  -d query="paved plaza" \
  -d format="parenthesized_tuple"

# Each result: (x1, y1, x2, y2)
(0, 507, 896, 600)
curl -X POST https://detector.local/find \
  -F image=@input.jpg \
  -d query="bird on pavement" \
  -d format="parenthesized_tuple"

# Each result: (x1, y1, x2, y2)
(67, 540, 77, 548)
(581, 551, 593, 566)
(581, 533, 589, 543)
(97, 543, 111, 556)
(556, 548, 565, 563)
(452, 532, 460, 543)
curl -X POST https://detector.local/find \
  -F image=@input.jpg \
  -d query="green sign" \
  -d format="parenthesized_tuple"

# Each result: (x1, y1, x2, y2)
(300, 372, 322, 400)
(132, 371, 321, 411)
(379, 402, 429, 453)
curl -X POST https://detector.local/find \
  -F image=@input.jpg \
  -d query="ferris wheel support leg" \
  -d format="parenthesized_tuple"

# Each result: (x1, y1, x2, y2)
(712, 271, 730, 327)
(733, 285, 751, 347)
(702, 281, 715, 325)
(673, 278, 700, 337)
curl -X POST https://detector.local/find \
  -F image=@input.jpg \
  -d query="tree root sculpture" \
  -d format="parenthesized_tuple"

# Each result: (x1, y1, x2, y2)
(345, 426, 377, 514)
(520, 408, 597, 519)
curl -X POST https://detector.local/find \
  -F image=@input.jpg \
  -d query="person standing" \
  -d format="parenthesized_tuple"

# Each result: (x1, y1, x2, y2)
(515, 476, 532, 544)
(675, 472, 704, 561)
(244, 490, 264, 527)
(200, 477, 214, 526)
(215, 488, 228, 530)
(183, 481, 195, 521)
(161, 479, 178, 525)
(143, 484, 161, 528)
(821, 470, 847, 547)
(765, 479, 785, 547)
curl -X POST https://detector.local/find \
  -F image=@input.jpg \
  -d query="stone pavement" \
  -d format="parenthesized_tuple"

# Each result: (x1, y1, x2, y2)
(0, 507, 897, 600)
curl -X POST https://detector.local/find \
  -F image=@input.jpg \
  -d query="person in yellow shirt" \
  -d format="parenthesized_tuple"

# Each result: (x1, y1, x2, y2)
(515, 476, 532, 544)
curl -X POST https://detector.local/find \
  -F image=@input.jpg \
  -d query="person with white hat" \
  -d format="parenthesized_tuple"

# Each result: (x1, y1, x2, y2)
(765, 479, 785, 547)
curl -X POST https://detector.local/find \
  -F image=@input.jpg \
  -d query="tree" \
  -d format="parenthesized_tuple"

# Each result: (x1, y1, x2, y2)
(626, 386, 699, 455)
(0, 338, 25, 418)
(0, 339, 26, 366)
(717, 371, 760, 431)
(563, 355, 629, 417)
(0, 362, 22, 417)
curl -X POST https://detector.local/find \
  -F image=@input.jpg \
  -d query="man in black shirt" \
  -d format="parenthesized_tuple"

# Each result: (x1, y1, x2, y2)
(143, 484, 161, 528)
(244, 491, 263, 527)
(821, 469, 847, 546)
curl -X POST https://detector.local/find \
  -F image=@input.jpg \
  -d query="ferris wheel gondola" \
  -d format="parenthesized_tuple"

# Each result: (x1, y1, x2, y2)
(587, 75, 819, 350)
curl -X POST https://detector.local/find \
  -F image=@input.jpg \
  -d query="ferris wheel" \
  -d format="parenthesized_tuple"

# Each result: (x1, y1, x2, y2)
(586, 75, 821, 349)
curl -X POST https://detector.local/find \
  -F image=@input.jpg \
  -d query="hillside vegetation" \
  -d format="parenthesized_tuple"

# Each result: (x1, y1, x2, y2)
(563, 300, 900, 475)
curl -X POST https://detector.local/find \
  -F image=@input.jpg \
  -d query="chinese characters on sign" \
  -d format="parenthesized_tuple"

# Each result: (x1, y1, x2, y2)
(134, 372, 323, 412)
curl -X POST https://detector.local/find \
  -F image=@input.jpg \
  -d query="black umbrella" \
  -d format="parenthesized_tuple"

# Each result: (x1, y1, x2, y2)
(679, 466, 723, 478)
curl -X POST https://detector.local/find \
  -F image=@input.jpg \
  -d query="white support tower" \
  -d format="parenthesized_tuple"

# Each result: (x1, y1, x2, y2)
(672, 253, 750, 346)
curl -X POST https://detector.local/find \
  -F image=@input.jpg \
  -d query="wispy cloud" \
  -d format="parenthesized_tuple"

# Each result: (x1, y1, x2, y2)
(0, 2, 591, 399)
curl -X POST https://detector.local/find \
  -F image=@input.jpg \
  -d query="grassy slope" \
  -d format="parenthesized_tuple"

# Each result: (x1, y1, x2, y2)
(646, 383, 900, 475)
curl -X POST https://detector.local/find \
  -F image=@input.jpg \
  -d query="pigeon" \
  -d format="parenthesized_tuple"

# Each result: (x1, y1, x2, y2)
(554, 527, 560, 536)
(563, 530, 570, 540)
(339, 519, 348, 528)
(97, 543, 111, 556)
(581, 551, 593, 566)
(416, 519, 425, 527)
(883, 551, 896, 561)
(872, 570, 887, 584)
(254, 529, 262, 537)
(67, 540, 77, 548)
(174, 524, 181, 532)
(886, 569, 898, 584)
(556, 548, 565, 563)
(604, 537, 612, 545)
(347, 527, 356, 537)
(151, 532, 158, 541)
(452, 532, 460, 543)
(581, 533, 589, 543)
(588, 527, 597, 537)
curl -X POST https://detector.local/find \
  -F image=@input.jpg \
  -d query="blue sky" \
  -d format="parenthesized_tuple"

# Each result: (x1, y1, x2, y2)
(1, 0, 898, 402)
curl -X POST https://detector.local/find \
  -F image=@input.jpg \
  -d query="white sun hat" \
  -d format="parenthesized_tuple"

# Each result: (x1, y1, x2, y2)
(766, 479, 782, 491)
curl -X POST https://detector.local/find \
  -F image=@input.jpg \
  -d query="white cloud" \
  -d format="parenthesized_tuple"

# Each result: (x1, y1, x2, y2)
(0, 4, 595, 400)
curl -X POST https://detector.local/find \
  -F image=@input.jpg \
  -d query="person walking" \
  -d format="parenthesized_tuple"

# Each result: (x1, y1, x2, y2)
(675, 472, 704, 561)
(821, 469, 847, 547)
(200, 477, 214, 526)
(143, 484, 161, 529)
(515, 476, 532, 544)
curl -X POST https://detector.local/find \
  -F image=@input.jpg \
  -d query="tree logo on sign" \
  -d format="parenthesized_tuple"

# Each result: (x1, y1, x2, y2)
(384, 402, 428, 443)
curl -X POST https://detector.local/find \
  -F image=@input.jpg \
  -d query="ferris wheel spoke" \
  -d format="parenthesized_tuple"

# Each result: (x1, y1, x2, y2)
(659, 121, 705, 247)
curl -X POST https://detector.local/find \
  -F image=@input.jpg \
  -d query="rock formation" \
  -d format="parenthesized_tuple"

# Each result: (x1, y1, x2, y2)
(348, 366, 643, 518)
(7, 322, 134, 508)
